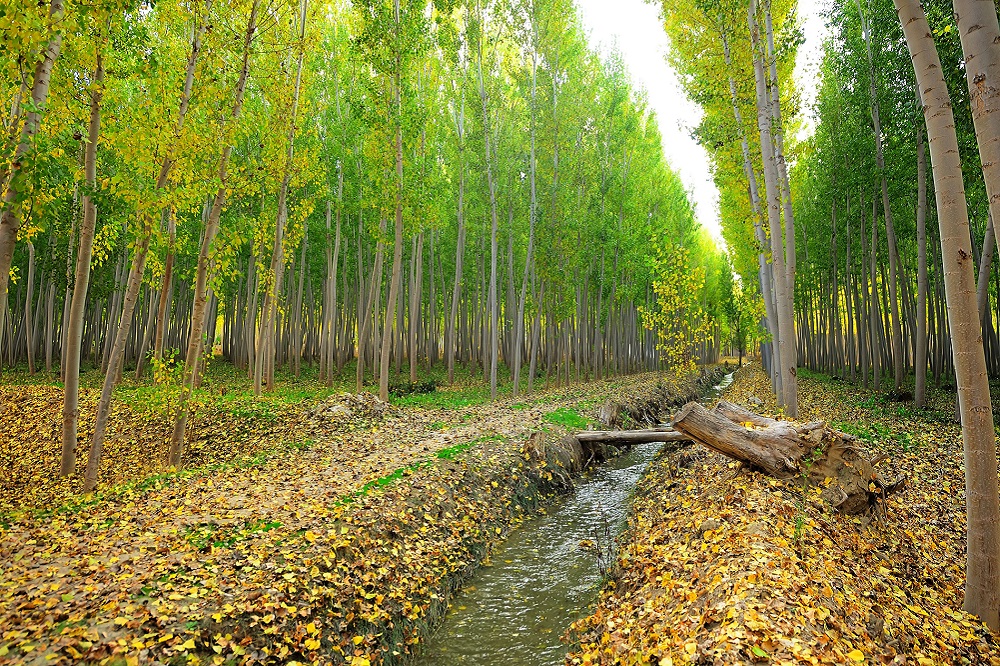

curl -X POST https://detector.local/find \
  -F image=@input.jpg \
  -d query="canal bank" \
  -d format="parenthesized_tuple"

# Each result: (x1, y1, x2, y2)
(329, 366, 728, 666)
(409, 368, 731, 666)
(565, 364, 1000, 666)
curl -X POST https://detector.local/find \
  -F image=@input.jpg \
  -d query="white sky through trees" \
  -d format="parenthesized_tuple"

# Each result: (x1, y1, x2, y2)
(575, 0, 828, 249)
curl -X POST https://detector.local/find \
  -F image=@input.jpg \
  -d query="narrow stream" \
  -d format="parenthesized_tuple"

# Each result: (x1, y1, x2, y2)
(415, 372, 735, 666)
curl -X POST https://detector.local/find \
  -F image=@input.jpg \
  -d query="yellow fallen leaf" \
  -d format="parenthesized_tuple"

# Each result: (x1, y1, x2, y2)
(847, 649, 865, 662)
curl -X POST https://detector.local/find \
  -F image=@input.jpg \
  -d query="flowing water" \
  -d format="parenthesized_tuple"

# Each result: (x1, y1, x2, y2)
(415, 372, 735, 666)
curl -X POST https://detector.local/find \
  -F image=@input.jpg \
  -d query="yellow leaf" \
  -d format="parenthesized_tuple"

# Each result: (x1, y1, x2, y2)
(847, 649, 865, 662)
(180, 638, 196, 650)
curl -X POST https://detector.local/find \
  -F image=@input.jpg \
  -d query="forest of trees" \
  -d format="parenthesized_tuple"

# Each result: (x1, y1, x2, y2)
(11, 0, 1000, 649)
(0, 0, 747, 489)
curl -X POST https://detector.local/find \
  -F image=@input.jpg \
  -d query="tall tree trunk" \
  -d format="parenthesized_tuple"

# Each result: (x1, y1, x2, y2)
(953, 0, 1000, 298)
(44, 276, 54, 374)
(409, 232, 423, 383)
(83, 0, 210, 491)
(0, 0, 65, 309)
(977, 217, 996, 323)
(513, 19, 539, 398)
(379, 0, 405, 402)
(255, 0, 306, 395)
(21, 241, 36, 374)
(446, 61, 467, 386)
(162, 0, 259, 473)
(895, 0, 1000, 630)
(153, 211, 176, 368)
(870, 198, 881, 390)
(749, 0, 797, 416)
(477, 31, 501, 401)
(763, 0, 796, 299)
(59, 44, 105, 475)
(327, 186, 342, 384)
(855, 0, 904, 390)
(356, 216, 385, 393)
(721, 25, 780, 397)
(914, 99, 929, 406)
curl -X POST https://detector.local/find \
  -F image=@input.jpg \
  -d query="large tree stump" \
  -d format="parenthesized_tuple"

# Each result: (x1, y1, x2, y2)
(671, 401, 905, 514)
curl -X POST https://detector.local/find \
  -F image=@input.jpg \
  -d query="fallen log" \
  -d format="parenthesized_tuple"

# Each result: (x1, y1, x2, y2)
(671, 401, 905, 514)
(714, 400, 777, 428)
(575, 428, 692, 445)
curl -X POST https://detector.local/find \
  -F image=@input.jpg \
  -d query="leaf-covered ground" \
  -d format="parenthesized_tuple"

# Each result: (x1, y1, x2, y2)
(567, 364, 1000, 665)
(0, 369, 708, 665)
(0, 385, 295, 515)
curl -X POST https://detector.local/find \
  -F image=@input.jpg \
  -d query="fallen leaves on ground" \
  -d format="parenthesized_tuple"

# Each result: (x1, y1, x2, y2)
(566, 364, 1000, 665)
(0, 369, 709, 665)
(0, 385, 296, 515)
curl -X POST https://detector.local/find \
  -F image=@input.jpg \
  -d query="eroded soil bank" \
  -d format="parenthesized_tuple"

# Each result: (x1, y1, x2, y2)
(0, 368, 722, 665)
(566, 365, 1000, 666)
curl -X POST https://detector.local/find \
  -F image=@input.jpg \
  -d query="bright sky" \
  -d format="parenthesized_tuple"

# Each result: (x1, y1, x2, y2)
(575, 0, 829, 249)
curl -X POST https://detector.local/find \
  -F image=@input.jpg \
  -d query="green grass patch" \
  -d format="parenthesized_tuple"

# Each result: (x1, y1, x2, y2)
(337, 434, 509, 505)
(436, 434, 506, 460)
(391, 385, 495, 409)
(286, 438, 315, 451)
(184, 518, 283, 551)
(436, 442, 474, 460)
(833, 420, 920, 451)
(337, 462, 431, 505)
(544, 407, 589, 429)
(796, 367, 834, 383)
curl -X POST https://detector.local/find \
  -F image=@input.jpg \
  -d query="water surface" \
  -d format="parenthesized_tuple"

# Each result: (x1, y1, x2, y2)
(415, 371, 734, 665)
(415, 442, 661, 666)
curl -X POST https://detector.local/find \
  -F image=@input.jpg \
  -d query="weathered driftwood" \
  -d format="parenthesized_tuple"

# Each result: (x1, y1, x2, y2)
(575, 428, 692, 445)
(671, 401, 905, 514)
